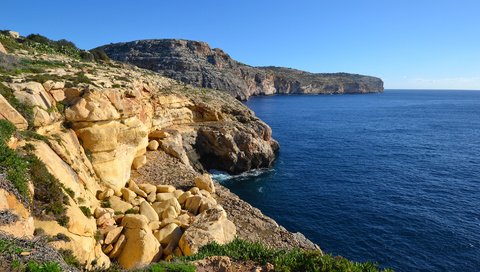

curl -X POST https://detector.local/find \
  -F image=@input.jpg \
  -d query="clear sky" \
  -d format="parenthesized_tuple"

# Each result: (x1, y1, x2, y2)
(1, 0, 479, 90)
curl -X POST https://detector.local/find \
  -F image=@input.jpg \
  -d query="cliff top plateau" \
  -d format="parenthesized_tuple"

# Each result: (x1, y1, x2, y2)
(99, 39, 384, 100)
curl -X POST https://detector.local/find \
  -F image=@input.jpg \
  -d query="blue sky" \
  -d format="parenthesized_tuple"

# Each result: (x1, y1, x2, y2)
(1, 0, 479, 89)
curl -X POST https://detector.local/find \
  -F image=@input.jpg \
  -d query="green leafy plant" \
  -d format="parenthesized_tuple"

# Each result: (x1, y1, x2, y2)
(59, 249, 81, 268)
(138, 262, 196, 272)
(79, 206, 93, 218)
(25, 261, 61, 272)
(184, 238, 394, 272)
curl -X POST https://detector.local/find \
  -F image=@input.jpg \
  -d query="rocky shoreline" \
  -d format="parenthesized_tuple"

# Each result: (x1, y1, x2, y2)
(0, 32, 319, 270)
(132, 149, 319, 251)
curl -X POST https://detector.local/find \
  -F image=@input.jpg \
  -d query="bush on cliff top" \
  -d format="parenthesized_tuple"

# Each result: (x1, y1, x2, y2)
(184, 238, 393, 272)
(0, 31, 110, 63)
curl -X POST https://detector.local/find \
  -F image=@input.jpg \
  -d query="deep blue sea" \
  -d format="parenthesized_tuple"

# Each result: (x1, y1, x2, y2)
(213, 90, 480, 272)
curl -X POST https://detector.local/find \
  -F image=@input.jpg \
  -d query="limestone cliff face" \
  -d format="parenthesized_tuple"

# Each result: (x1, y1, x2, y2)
(100, 39, 384, 100)
(0, 51, 278, 269)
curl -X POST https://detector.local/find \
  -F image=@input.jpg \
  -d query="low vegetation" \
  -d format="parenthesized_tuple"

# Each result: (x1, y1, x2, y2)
(0, 236, 62, 272)
(0, 120, 71, 226)
(1, 31, 110, 63)
(184, 238, 393, 272)
(0, 120, 31, 200)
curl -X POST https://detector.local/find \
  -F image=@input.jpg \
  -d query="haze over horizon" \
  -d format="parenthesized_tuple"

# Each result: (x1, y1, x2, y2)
(1, 0, 479, 90)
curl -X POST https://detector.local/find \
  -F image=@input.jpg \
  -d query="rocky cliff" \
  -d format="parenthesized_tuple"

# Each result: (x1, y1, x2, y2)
(0, 33, 320, 271)
(99, 39, 384, 100)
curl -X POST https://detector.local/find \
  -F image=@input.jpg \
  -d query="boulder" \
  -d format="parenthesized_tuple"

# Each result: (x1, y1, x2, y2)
(132, 154, 147, 170)
(105, 226, 124, 245)
(117, 215, 161, 269)
(147, 192, 156, 202)
(173, 189, 184, 199)
(0, 94, 28, 129)
(139, 201, 159, 222)
(128, 180, 148, 198)
(9, 82, 61, 127)
(194, 174, 215, 194)
(179, 207, 236, 256)
(152, 198, 181, 216)
(193, 256, 233, 272)
(121, 214, 149, 229)
(185, 195, 204, 214)
(156, 185, 176, 193)
(97, 188, 115, 200)
(108, 234, 126, 258)
(153, 223, 182, 245)
(109, 196, 133, 213)
(189, 187, 201, 195)
(148, 220, 161, 231)
(176, 213, 193, 228)
(147, 140, 159, 151)
(158, 132, 190, 165)
(94, 207, 113, 219)
(156, 192, 175, 202)
(138, 183, 157, 195)
(178, 191, 193, 205)
(130, 197, 144, 206)
(103, 244, 114, 255)
(49, 89, 66, 102)
(161, 206, 178, 220)
(199, 198, 217, 214)
(121, 187, 137, 203)
(70, 115, 149, 191)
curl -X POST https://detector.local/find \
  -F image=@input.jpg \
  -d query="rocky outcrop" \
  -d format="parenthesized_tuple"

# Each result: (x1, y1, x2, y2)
(100, 39, 384, 100)
(0, 41, 7, 54)
(0, 182, 34, 238)
(0, 94, 28, 129)
(0, 38, 319, 271)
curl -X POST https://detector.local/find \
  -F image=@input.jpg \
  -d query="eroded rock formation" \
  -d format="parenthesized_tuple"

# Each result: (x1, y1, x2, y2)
(100, 39, 384, 100)
(0, 46, 281, 270)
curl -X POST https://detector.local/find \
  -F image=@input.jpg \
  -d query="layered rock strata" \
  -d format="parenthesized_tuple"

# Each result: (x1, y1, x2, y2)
(100, 39, 384, 100)
(0, 48, 290, 270)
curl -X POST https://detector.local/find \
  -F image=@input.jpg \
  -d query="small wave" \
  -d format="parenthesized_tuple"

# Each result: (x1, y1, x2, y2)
(210, 168, 274, 183)
(258, 187, 264, 193)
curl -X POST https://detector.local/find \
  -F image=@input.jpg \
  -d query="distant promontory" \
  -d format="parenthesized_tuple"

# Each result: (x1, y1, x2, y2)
(99, 39, 384, 100)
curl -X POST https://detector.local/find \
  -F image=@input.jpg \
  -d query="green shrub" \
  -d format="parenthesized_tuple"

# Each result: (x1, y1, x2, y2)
(28, 155, 70, 226)
(139, 262, 196, 272)
(79, 206, 92, 218)
(0, 237, 27, 255)
(0, 120, 31, 200)
(101, 200, 111, 208)
(184, 238, 393, 272)
(59, 249, 81, 268)
(25, 261, 61, 272)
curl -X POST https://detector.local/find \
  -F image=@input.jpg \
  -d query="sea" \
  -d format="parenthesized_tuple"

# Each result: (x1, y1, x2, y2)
(211, 90, 480, 272)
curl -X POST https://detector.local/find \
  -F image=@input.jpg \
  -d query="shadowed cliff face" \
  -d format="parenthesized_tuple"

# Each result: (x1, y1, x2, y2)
(99, 39, 384, 100)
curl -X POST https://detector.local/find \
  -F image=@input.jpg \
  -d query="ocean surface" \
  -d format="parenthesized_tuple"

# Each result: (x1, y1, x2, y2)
(212, 90, 480, 272)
